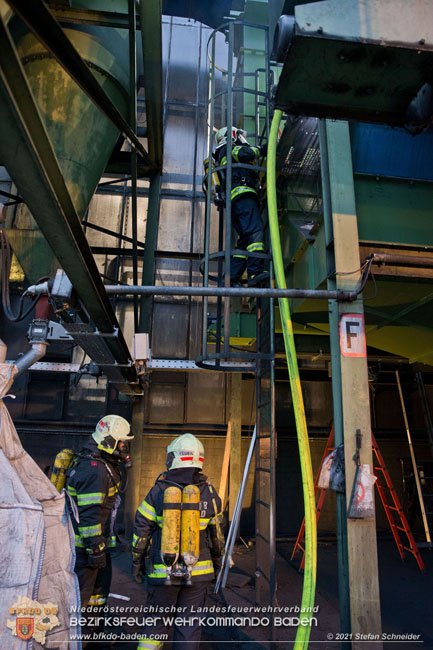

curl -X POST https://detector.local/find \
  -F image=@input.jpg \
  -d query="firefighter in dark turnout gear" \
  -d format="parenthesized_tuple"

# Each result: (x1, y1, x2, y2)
(213, 126, 269, 287)
(132, 433, 224, 650)
(66, 415, 133, 626)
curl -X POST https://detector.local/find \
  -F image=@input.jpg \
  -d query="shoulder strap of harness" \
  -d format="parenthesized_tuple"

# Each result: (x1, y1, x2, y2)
(207, 483, 224, 548)
(72, 452, 116, 489)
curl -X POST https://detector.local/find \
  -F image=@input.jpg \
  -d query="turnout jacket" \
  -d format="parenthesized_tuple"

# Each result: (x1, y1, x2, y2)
(66, 439, 121, 553)
(133, 467, 223, 584)
(213, 141, 264, 203)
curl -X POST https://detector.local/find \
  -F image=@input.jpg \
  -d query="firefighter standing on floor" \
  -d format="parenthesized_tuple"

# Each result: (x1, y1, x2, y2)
(66, 414, 133, 645)
(132, 433, 224, 650)
(213, 126, 269, 287)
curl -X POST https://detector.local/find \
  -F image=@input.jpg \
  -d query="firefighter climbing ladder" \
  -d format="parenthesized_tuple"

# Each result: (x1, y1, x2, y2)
(291, 429, 425, 573)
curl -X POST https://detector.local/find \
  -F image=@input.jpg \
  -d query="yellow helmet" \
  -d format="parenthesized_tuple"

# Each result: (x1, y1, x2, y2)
(166, 433, 204, 470)
(92, 414, 133, 455)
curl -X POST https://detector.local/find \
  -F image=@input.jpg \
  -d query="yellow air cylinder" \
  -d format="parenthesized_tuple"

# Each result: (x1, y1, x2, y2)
(161, 486, 182, 584)
(50, 449, 75, 492)
(181, 485, 200, 584)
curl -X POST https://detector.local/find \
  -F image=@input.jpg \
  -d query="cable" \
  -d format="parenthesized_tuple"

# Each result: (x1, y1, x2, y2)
(363, 270, 378, 301)
(268, 109, 317, 650)
(357, 255, 374, 294)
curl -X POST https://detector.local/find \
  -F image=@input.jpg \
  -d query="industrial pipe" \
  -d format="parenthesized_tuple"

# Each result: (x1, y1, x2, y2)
(369, 253, 433, 268)
(104, 284, 358, 301)
(14, 342, 48, 378)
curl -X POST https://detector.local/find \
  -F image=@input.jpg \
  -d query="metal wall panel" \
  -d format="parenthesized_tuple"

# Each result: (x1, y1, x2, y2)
(157, 199, 192, 251)
(148, 382, 185, 423)
(151, 301, 190, 358)
(186, 372, 226, 424)
(351, 123, 433, 182)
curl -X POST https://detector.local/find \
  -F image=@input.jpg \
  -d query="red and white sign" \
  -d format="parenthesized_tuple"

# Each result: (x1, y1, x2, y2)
(339, 314, 366, 358)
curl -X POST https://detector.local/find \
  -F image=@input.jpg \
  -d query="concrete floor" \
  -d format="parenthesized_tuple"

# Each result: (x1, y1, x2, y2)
(103, 536, 432, 650)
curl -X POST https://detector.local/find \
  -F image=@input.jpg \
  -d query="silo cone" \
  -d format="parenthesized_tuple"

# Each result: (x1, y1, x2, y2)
(16, 29, 129, 219)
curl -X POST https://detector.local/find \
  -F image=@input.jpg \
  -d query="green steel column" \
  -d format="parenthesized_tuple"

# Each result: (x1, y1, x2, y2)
(322, 119, 382, 650)
(318, 119, 350, 642)
(139, 0, 163, 168)
(125, 393, 147, 539)
(128, 0, 139, 331)
(139, 172, 161, 333)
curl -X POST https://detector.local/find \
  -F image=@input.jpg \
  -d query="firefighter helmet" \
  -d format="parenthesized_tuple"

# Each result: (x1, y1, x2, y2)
(215, 126, 248, 149)
(166, 433, 204, 470)
(92, 414, 134, 455)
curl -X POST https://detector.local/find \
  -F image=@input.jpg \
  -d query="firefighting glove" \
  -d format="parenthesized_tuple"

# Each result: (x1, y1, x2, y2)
(87, 550, 106, 570)
(132, 552, 144, 584)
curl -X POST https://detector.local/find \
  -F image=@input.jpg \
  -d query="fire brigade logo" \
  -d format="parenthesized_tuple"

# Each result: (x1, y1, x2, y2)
(7, 596, 60, 646)
(16, 617, 34, 640)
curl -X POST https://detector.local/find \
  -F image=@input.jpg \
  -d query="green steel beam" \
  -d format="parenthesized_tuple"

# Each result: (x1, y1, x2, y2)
(105, 150, 152, 177)
(367, 290, 433, 333)
(6, 0, 156, 169)
(139, 172, 162, 333)
(129, 0, 139, 331)
(139, 0, 163, 169)
(322, 119, 382, 650)
(0, 14, 137, 385)
(355, 176, 433, 247)
(318, 118, 350, 644)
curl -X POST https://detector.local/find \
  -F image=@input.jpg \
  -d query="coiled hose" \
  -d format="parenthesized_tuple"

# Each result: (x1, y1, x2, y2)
(267, 109, 317, 649)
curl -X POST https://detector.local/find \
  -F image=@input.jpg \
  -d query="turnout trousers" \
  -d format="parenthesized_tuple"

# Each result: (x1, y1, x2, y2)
(138, 582, 209, 650)
(231, 195, 265, 283)
(74, 548, 112, 647)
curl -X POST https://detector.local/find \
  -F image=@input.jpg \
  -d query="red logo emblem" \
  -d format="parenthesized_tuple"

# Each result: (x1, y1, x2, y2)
(91, 460, 98, 466)
(16, 618, 34, 640)
(99, 420, 105, 428)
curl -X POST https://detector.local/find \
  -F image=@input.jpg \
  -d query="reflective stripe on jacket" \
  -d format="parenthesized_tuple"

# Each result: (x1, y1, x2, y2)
(66, 441, 121, 552)
(214, 142, 261, 203)
(133, 467, 223, 584)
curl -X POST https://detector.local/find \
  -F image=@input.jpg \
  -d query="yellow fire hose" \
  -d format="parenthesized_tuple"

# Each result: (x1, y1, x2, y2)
(267, 109, 317, 648)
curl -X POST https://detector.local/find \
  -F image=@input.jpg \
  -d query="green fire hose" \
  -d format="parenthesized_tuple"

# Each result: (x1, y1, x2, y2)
(267, 109, 317, 648)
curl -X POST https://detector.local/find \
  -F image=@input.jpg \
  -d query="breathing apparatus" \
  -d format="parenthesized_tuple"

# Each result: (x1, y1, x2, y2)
(160, 434, 203, 584)
(51, 415, 134, 494)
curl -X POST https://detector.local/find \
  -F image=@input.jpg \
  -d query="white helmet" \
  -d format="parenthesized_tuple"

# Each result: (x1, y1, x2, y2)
(166, 433, 204, 470)
(215, 126, 248, 149)
(92, 414, 134, 455)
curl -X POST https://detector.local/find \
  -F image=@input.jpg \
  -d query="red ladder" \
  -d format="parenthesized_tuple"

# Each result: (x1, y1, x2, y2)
(292, 429, 425, 573)
(371, 433, 424, 571)
(290, 427, 335, 571)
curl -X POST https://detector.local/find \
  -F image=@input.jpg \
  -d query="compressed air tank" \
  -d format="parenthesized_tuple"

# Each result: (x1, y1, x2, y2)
(181, 484, 200, 584)
(161, 486, 182, 582)
(50, 448, 75, 492)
